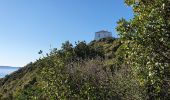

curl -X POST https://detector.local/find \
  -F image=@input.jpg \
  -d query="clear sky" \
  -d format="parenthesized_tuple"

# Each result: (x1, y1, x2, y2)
(0, 0, 133, 67)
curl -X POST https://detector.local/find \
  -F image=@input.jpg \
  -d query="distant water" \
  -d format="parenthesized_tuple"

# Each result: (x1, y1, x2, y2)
(0, 67, 20, 78)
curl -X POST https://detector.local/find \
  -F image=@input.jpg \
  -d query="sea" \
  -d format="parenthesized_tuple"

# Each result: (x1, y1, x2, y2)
(0, 67, 20, 78)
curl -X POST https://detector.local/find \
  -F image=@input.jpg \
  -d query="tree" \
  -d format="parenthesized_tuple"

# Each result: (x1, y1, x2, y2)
(74, 41, 90, 59)
(61, 41, 73, 52)
(117, 0, 170, 99)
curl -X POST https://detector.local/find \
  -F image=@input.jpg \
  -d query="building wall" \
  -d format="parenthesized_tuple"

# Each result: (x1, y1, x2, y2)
(94, 31, 112, 40)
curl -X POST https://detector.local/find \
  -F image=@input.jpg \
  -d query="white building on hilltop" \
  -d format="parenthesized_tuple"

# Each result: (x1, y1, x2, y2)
(94, 30, 112, 40)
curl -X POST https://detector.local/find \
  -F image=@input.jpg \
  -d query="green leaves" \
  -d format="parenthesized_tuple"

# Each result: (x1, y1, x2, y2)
(116, 0, 170, 99)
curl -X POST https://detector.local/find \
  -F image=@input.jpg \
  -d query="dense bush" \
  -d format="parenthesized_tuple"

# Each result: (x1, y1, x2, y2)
(41, 56, 144, 100)
(117, 0, 170, 99)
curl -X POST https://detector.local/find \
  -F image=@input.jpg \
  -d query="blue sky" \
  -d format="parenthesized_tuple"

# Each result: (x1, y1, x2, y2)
(0, 0, 133, 67)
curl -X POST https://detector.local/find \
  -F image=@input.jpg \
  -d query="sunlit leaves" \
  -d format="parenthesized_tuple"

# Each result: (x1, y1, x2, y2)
(117, 0, 170, 99)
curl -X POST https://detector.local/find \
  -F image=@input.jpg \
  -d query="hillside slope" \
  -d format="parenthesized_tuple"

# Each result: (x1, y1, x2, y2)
(0, 38, 140, 99)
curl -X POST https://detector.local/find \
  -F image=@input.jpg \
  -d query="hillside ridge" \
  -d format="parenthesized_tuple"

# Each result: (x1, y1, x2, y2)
(0, 38, 122, 99)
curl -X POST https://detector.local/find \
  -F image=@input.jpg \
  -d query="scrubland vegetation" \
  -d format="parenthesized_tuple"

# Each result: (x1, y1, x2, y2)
(0, 0, 170, 99)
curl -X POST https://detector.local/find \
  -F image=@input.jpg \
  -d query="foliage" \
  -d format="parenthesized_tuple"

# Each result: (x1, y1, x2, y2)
(0, 0, 169, 99)
(15, 84, 45, 100)
(0, 38, 120, 99)
(38, 39, 145, 100)
(117, 0, 170, 99)
(41, 56, 144, 100)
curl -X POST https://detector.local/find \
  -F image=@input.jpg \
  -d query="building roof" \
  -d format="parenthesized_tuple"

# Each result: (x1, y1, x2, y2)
(96, 30, 111, 34)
